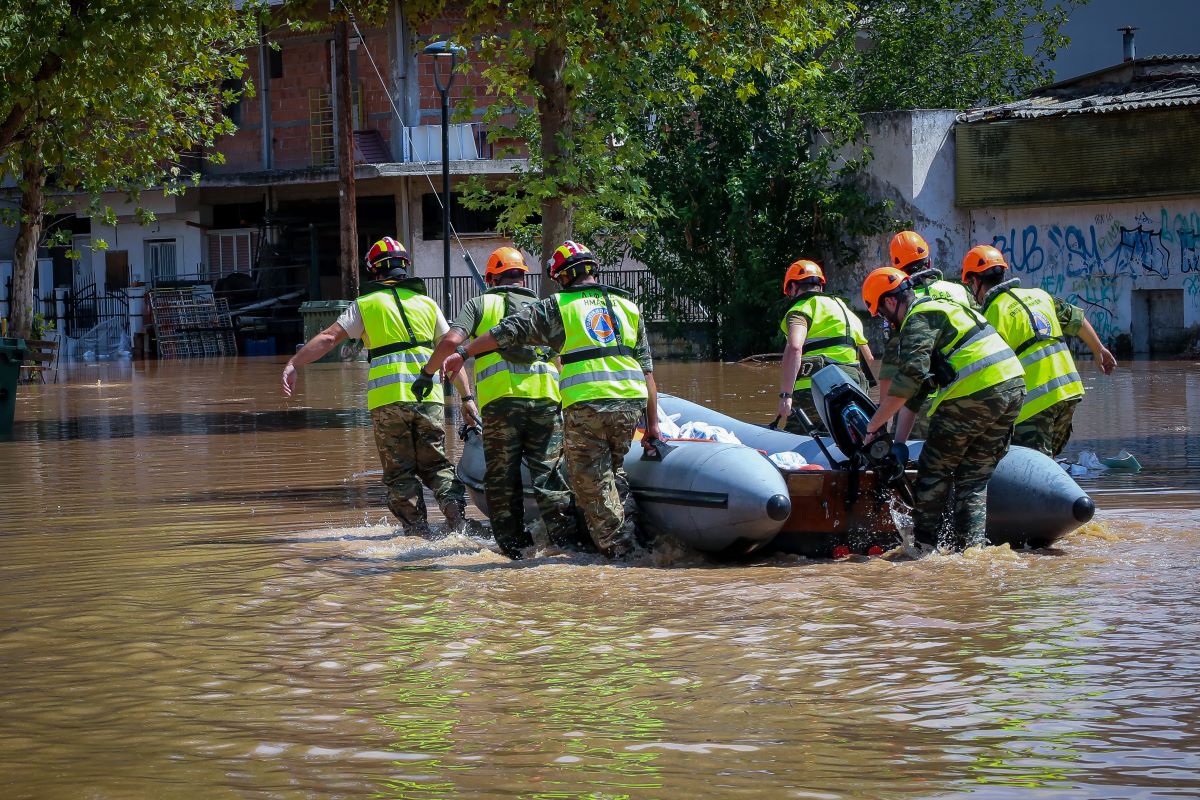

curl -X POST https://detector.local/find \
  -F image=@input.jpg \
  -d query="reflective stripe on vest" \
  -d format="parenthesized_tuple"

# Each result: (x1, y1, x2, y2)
(984, 287, 1083, 423)
(358, 287, 442, 409)
(555, 288, 647, 408)
(780, 293, 865, 391)
(903, 296, 1024, 415)
(472, 292, 561, 408)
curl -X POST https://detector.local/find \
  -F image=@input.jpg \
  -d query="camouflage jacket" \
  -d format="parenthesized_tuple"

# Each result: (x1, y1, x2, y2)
(490, 283, 654, 373)
(451, 286, 555, 364)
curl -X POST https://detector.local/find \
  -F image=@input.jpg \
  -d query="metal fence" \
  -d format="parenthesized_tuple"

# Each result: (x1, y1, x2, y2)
(64, 285, 128, 338)
(2, 279, 127, 337)
(420, 270, 708, 323)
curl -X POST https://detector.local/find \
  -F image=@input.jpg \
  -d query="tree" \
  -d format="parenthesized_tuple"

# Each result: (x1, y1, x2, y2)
(633, 0, 1080, 356)
(399, 1, 851, 289)
(0, 1, 260, 338)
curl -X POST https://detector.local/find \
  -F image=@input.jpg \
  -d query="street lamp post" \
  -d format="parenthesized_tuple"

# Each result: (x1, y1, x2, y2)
(422, 41, 466, 322)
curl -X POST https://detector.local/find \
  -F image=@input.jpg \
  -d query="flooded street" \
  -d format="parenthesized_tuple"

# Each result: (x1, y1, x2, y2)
(2, 358, 1199, 799)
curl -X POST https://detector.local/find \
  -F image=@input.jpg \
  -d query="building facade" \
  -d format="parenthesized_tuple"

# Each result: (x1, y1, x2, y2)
(851, 55, 1200, 355)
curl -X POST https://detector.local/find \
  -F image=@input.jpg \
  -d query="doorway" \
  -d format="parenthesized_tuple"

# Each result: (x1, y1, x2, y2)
(1131, 288, 1184, 355)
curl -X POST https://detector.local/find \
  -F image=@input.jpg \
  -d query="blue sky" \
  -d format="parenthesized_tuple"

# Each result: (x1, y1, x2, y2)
(1047, 0, 1197, 80)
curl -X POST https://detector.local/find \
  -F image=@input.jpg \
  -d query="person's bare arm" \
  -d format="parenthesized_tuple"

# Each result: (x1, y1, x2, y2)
(778, 318, 808, 420)
(643, 372, 660, 447)
(282, 323, 349, 396)
(426, 328, 466, 374)
(866, 394, 908, 439)
(1076, 317, 1117, 375)
(893, 407, 918, 444)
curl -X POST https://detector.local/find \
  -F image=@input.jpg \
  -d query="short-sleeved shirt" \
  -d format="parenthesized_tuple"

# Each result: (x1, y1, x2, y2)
(490, 283, 654, 373)
(337, 290, 449, 348)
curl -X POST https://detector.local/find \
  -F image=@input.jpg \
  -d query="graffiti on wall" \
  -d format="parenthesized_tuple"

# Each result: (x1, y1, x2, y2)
(982, 206, 1200, 344)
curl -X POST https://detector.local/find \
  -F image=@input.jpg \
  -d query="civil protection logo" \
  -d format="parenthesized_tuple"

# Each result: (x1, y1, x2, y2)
(584, 307, 617, 344)
(1032, 310, 1053, 337)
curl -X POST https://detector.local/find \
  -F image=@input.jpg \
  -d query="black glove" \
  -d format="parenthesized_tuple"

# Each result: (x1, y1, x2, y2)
(413, 370, 435, 401)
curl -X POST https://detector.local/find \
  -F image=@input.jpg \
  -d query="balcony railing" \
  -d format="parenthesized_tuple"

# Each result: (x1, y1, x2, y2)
(403, 123, 488, 162)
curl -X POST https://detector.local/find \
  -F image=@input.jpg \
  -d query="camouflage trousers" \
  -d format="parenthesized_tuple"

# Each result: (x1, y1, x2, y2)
(912, 378, 1025, 551)
(785, 362, 870, 435)
(370, 402, 466, 528)
(482, 397, 578, 557)
(562, 401, 642, 558)
(1013, 397, 1081, 458)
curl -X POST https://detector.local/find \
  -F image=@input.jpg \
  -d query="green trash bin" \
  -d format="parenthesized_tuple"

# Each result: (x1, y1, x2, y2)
(0, 337, 27, 435)
(298, 301, 365, 363)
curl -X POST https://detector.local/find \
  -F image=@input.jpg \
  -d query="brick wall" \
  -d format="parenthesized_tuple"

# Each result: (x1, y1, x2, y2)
(208, 10, 528, 176)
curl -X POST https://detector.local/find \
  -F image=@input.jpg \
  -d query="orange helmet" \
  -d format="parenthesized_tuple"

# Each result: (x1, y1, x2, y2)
(862, 267, 910, 316)
(889, 231, 930, 272)
(961, 244, 1009, 281)
(485, 246, 528, 283)
(547, 240, 596, 280)
(365, 236, 410, 273)
(782, 259, 825, 294)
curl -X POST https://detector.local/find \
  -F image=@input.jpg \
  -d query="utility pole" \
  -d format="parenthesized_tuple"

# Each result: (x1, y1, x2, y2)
(335, 18, 358, 299)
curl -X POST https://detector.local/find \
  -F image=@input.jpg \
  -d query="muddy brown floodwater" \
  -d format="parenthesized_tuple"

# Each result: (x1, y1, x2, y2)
(2, 358, 1199, 800)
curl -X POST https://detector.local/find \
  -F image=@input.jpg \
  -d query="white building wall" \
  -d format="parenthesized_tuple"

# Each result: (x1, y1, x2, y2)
(851, 111, 969, 292)
(92, 215, 206, 285)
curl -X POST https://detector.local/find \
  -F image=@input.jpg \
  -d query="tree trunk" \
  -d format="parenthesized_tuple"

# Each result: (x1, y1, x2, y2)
(335, 20, 359, 300)
(530, 37, 572, 297)
(10, 158, 46, 340)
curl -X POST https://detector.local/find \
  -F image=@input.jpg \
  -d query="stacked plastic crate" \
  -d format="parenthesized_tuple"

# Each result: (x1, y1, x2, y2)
(149, 288, 238, 359)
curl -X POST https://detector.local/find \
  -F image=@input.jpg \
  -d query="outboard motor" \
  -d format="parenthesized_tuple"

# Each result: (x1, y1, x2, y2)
(810, 365, 909, 485)
(810, 365, 879, 461)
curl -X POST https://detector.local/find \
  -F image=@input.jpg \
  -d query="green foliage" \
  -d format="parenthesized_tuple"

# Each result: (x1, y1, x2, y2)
(0, 0, 261, 337)
(31, 312, 55, 340)
(633, 69, 891, 357)
(633, 0, 1081, 357)
(402, 0, 851, 265)
(0, 0, 261, 202)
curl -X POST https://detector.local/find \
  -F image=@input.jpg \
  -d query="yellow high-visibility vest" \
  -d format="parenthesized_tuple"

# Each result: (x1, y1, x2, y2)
(902, 296, 1024, 415)
(984, 287, 1083, 422)
(472, 290, 561, 408)
(359, 286, 442, 409)
(779, 293, 866, 391)
(554, 287, 647, 408)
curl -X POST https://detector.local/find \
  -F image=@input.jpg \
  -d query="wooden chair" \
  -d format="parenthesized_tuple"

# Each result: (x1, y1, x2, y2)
(18, 338, 60, 384)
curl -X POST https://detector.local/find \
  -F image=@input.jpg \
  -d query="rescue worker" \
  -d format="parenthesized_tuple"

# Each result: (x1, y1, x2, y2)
(860, 267, 1026, 551)
(421, 246, 580, 560)
(878, 231, 976, 436)
(776, 259, 874, 434)
(961, 244, 1117, 457)
(440, 240, 659, 560)
(282, 237, 475, 534)
(888, 231, 974, 305)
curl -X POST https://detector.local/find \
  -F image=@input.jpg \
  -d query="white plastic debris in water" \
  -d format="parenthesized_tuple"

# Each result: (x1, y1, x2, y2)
(1077, 450, 1108, 471)
(1058, 460, 1090, 477)
(675, 421, 742, 444)
(768, 451, 809, 471)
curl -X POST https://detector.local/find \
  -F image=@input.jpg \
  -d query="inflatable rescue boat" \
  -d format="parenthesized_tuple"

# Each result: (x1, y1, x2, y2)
(456, 365, 1096, 557)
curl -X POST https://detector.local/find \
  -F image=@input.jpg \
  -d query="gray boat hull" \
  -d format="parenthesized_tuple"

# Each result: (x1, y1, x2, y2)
(658, 394, 1095, 549)
(456, 428, 791, 556)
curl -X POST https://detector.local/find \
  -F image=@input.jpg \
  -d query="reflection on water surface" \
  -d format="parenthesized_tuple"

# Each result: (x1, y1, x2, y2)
(1, 358, 1198, 799)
